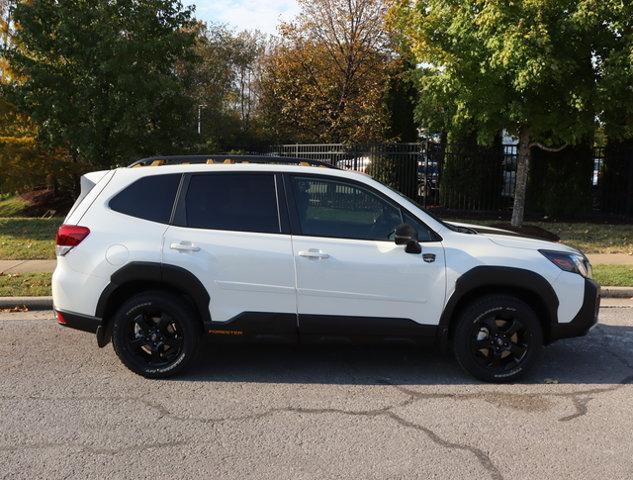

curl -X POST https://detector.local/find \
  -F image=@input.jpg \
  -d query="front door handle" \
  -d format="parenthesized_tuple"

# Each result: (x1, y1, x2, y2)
(170, 241, 201, 252)
(298, 249, 330, 260)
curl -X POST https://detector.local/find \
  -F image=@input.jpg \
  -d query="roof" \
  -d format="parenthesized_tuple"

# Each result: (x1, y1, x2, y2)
(129, 154, 337, 169)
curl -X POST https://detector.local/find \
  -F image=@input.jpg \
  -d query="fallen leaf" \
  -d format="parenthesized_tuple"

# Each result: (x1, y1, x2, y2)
(0, 305, 29, 313)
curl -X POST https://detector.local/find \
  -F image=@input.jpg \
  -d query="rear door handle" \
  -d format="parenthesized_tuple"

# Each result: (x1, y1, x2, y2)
(170, 241, 201, 252)
(298, 249, 330, 260)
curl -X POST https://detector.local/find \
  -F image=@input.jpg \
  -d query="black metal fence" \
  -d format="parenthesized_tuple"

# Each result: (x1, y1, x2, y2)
(268, 142, 630, 218)
(270, 143, 429, 203)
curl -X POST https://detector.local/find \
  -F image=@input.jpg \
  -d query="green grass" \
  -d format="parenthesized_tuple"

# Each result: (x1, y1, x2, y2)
(445, 218, 633, 254)
(0, 272, 52, 296)
(0, 217, 62, 260)
(0, 195, 28, 217)
(593, 265, 633, 287)
(532, 222, 633, 254)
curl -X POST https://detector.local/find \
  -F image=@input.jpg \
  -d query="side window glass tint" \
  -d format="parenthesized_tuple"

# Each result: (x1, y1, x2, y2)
(109, 174, 180, 224)
(291, 176, 402, 241)
(185, 173, 280, 233)
(403, 212, 435, 242)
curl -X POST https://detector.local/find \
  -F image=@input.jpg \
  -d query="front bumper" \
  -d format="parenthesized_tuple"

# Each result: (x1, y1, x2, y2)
(550, 278, 600, 341)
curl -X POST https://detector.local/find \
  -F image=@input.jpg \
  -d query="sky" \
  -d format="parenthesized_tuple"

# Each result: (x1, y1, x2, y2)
(187, 0, 300, 34)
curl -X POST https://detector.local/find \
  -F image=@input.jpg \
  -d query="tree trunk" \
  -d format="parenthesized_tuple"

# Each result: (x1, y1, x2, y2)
(511, 127, 531, 227)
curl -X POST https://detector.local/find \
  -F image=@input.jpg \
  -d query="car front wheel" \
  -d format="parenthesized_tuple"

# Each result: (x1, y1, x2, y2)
(453, 295, 543, 383)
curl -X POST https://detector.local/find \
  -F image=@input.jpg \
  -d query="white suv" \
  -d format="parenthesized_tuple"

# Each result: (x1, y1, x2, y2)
(52, 155, 600, 382)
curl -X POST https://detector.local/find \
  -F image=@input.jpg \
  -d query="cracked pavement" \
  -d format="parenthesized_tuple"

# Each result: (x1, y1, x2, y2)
(1, 307, 632, 479)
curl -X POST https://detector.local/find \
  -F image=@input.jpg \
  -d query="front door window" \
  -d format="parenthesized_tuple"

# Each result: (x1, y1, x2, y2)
(290, 176, 403, 241)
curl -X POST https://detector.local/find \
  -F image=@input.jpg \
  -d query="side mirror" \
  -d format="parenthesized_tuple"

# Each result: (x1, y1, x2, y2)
(394, 223, 422, 254)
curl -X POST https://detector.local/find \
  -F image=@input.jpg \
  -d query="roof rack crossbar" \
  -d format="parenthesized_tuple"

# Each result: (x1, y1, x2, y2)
(128, 155, 337, 169)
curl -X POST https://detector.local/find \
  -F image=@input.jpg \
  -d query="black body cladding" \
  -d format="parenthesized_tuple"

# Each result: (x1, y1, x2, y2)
(57, 310, 102, 333)
(549, 278, 600, 340)
(88, 262, 598, 347)
(437, 265, 560, 344)
(95, 261, 211, 325)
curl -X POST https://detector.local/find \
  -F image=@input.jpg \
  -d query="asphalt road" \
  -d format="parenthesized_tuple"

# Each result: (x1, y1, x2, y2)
(1, 306, 632, 480)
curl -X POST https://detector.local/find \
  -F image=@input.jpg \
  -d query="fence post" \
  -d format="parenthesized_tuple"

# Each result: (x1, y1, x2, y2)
(423, 140, 429, 208)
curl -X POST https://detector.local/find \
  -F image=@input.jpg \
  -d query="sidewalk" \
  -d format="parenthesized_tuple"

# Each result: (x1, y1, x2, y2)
(2, 254, 632, 274)
(587, 253, 633, 266)
(0, 259, 57, 274)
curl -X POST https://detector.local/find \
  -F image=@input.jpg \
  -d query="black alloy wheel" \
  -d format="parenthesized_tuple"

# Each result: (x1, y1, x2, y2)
(112, 291, 200, 378)
(125, 309, 184, 368)
(454, 295, 543, 383)
(470, 315, 529, 372)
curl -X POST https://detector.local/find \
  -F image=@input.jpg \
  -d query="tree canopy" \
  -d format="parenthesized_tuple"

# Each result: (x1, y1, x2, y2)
(390, 0, 598, 144)
(591, 0, 633, 141)
(389, 0, 607, 224)
(258, 0, 393, 144)
(3, 0, 198, 168)
(191, 24, 267, 152)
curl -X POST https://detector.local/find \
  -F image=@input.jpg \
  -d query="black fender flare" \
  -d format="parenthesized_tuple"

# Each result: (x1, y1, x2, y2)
(95, 261, 211, 325)
(437, 265, 559, 345)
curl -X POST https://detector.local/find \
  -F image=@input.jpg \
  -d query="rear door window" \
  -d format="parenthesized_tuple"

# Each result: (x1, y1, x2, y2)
(109, 174, 181, 224)
(184, 173, 280, 233)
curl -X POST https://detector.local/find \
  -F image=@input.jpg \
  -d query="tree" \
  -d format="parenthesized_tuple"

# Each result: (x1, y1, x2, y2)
(189, 24, 267, 151)
(592, 0, 633, 142)
(258, 0, 392, 144)
(2, 0, 198, 169)
(591, 0, 633, 217)
(0, 0, 72, 194)
(389, 0, 598, 226)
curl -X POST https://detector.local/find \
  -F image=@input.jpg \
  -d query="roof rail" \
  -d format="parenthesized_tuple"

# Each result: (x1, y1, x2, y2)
(128, 154, 337, 169)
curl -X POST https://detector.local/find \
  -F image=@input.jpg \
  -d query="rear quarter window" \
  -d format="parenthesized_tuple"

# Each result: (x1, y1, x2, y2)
(109, 174, 181, 224)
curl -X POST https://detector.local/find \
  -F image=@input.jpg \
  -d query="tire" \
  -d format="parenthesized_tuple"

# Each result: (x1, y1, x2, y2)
(453, 295, 543, 383)
(111, 291, 201, 379)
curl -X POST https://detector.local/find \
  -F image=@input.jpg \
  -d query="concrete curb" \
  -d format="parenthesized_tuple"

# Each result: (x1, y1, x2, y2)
(601, 286, 633, 299)
(0, 296, 54, 311)
(1, 287, 632, 311)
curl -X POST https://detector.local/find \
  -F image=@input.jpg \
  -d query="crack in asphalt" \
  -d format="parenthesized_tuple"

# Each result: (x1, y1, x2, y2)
(383, 411, 504, 480)
(549, 325, 633, 421)
(2, 372, 632, 479)
(2, 324, 633, 479)
(0, 394, 503, 480)
(5, 371, 632, 480)
(0, 440, 192, 455)
(384, 379, 633, 423)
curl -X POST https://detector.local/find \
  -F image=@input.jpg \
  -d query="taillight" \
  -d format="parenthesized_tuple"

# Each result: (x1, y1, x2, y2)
(55, 224, 90, 256)
(56, 310, 67, 325)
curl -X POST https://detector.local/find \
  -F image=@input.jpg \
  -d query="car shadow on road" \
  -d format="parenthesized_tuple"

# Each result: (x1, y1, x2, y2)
(176, 323, 633, 386)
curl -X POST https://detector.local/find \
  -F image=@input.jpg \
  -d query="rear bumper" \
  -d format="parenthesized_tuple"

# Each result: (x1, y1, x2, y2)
(55, 309, 102, 334)
(550, 278, 600, 341)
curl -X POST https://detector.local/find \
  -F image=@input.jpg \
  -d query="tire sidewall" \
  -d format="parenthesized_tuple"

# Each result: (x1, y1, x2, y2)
(112, 293, 199, 378)
(454, 297, 543, 383)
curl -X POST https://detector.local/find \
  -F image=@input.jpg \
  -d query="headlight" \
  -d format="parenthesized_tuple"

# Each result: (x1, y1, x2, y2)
(539, 250, 592, 278)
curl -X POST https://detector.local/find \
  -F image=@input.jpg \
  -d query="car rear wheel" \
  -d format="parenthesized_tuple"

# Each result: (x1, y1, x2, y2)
(453, 295, 543, 383)
(112, 291, 201, 378)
